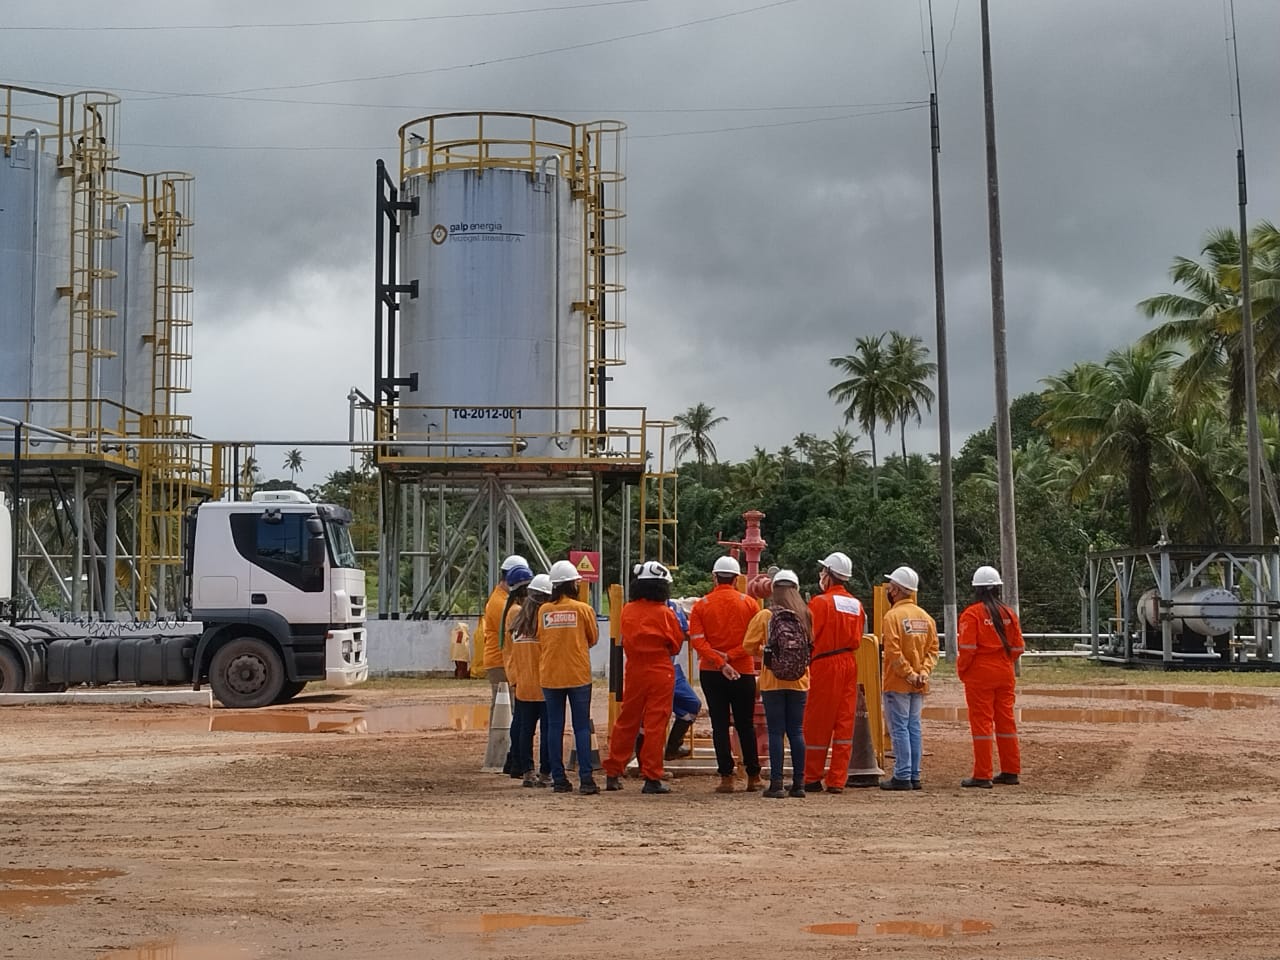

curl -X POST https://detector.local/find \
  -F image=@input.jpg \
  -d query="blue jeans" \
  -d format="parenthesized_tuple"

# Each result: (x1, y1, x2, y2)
(883, 691, 923, 781)
(513, 699, 550, 776)
(672, 663, 702, 720)
(543, 684, 594, 784)
(761, 689, 807, 785)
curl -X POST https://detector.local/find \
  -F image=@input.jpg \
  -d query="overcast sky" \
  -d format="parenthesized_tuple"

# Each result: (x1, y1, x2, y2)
(4, 0, 1277, 482)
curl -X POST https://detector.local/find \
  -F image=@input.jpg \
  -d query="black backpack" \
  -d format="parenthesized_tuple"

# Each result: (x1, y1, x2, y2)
(764, 609, 811, 681)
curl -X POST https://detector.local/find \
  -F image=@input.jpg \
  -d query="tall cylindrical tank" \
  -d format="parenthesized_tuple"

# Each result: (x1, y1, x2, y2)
(1137, 585, 1240, 637)
(391, 112, 623, 460)
(0, 86, 120, 436)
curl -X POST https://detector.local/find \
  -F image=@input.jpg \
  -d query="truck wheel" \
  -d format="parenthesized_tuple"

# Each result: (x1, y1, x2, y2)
(0, 646, 24, 693)
(274, 680, 307, 704)
(210, 638, 285, 709)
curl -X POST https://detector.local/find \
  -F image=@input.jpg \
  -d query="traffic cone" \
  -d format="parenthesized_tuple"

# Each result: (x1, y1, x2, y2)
(481, 682, 513, 773)
(845, 684, 885, 787)
(568, 717, 602, 769)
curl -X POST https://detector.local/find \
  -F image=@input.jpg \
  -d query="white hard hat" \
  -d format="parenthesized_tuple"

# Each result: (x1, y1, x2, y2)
(972, 565, 1003, 587)
(820, 552, 853, 580)
(712, 556, 742, 576)
(772, 568, 799, 588)
(500, 554, 529, 573)
(549, 559, 581, 585)
(529, 573, 553, 595)
(885, 565, 920, 592)
(634, 560, 673, 582)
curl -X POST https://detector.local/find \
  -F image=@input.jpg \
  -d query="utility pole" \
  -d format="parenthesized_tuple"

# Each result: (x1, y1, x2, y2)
(980, 0, 1019, 611)
(927, 1, 957, 658)
(1229, 0, 1262, 544)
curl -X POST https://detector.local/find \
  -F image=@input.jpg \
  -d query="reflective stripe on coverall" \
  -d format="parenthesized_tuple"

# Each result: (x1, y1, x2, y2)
(957, 602, 1025, 779)
(603, 600, 684, 781)
(803, 585, 864, 788)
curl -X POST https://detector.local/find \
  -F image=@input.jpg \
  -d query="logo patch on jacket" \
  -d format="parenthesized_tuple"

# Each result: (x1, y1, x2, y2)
(833, 595, 861, 616)
(905, 618, 930, 634)
(542, 610, 579, 629)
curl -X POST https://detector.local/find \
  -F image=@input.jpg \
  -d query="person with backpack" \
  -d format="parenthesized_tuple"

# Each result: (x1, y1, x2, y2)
(509, 574, 554, 788)
(742, 569, 811, 799)
(802, 551, 865, 794)
(602, 561, 686, 794)
(878, 565, 939, 791)
(957, 565, 1025, 788)
(688, 556, 764, 793)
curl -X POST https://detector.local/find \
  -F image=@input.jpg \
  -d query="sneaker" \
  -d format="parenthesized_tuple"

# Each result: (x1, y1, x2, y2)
(579, 779, 600, 796)
(993, 772, 1020, 785)
(762, 781, 786, 799)
(552, 780, 573, 793)
(803, 781, 825, 794)
(641, 779, 671, 794)
(788, 784, 806, 798)
(605, 776, 624, 792)
(911, 780, 922, 791)
(879, 777, 912, 791)
(961, 777, 994, 789)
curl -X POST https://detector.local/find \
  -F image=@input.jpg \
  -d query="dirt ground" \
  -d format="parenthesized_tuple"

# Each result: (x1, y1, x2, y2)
(3, 668, 1280, 960)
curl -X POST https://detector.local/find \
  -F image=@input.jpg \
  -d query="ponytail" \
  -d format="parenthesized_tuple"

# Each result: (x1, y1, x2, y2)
(976, 586, 1014, 658)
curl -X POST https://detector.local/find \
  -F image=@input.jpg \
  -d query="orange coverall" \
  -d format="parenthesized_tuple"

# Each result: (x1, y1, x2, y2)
(957, 601, 1025, 779)
(603, 600, 684, 782)
(803, 585, 865, 788)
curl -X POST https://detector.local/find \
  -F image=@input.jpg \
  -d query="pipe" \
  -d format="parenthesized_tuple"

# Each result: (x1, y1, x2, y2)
(538, 154, 570, 451)
(25, 129, 40, 411)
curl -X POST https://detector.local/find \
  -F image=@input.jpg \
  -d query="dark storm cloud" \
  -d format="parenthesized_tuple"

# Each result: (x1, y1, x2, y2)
(3, 0, 1277, 471)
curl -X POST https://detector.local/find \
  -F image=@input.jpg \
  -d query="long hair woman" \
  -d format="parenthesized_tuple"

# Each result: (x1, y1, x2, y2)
(956, 566, 1025, 788)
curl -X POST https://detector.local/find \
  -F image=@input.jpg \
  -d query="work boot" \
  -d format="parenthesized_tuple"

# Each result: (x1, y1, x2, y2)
(715, 776, 736, 794)
(993, 772, 1020, 785)
(879, 777, 912, 791)
(605, 776, 624, 792)
(641, 779, 671, 795)
(534, 773, 550, 788)
(804, 781, 825, 794)
(911, 780, 922, 790)
(552, 780, 573, 793)
(522, 771, 537, 788)
(502, 754, 515, 776)
(762, 781, 786, 799)
(579, 778, 600, 796)
(961, 777, 994, 789)
(788, 783, 806, 798)
(746, 775, 764, 792)
(824, 785, 844, 795)
(664, 718, 694, 760)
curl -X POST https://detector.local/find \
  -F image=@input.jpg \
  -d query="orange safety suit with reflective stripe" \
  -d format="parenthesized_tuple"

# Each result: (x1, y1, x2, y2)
(957, 601, 1025, 779)
(481, 585, 510, 670)
(535, 596, 599, 689)
(603, 600, 683, 781)
(687, 584, 760, 676)
(803, 584, 864, 788)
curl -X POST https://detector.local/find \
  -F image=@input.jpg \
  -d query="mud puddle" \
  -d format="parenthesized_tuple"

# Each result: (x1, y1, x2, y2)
(99, 939, 256, 959)
(1022, 687, 1271, 709)
(922, 706, 1182, 723)
(209, 702, 492, 735)
(0, 867, 124, 913)
(805, 919, 994, 938)
(428, 913, 586, 934)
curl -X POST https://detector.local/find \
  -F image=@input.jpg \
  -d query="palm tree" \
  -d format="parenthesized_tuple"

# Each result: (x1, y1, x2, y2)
(1038, 345, 1190, 544)
(791, 433, 819, 463)
(239, 455, 259, 495)
(829, 334, 898, 498)
(1139, 221, 1280, 423)
(820, 427, 869, 486)
(283, 448, 306, 484)
(729, 447, 781, 501)
(776, 444, 797, 478)
(885, 331, 938, 467)
(669, 403, 727, 480)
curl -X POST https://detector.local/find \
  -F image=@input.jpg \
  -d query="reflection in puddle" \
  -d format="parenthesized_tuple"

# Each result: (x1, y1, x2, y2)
(922, 706, 1182, 724)
(0, 867, 125, 913)
(210, 702, 492, 735)
(1021, 687, 1270, 709)
(429, 913, 586, 934)
(805, 919, 994, 938)
(98, 940, 256, 959)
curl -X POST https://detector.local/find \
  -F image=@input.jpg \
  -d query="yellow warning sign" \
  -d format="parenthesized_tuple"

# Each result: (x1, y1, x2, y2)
(570, 551, 600, 583)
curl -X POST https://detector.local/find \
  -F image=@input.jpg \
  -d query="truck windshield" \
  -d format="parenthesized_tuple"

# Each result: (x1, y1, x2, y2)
(324, 520, 359, 569)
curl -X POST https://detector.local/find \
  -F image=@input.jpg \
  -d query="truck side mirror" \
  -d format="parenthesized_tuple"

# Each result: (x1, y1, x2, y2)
(307, 536, 326, 568)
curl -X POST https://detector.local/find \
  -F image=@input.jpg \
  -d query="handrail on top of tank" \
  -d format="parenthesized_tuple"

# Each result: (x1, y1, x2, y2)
(0, 85, 120, 165)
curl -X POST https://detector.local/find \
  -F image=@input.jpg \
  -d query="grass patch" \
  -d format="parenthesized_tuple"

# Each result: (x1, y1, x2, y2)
(1013, 658, 1280, 687)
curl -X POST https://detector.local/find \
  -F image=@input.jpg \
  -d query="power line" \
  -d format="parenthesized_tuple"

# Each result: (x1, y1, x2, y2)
(630, 103, 926, 138)
(91, 0, 809, 101)
(0, 0, 651, 32)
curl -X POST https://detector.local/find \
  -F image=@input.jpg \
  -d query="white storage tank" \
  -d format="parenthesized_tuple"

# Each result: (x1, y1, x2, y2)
(1137, 585, 1240, 637)
(391, 112, 623, 460)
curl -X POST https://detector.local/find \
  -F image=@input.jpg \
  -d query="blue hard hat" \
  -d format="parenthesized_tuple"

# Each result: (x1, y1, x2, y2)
(505, 565, 534, 588)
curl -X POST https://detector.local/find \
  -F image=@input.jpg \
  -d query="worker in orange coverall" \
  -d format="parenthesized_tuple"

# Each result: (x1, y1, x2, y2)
(603, 561, 685, 795)
(802, 551, 865, 794)
(957, 565, 1025, 788)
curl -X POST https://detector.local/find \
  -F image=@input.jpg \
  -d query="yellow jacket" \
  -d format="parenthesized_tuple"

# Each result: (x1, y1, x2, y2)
(481, 586, 508, 669)
(881, 596, 939, 694)
(742, 608, 810, 692)
(535, 596, 599, 689)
